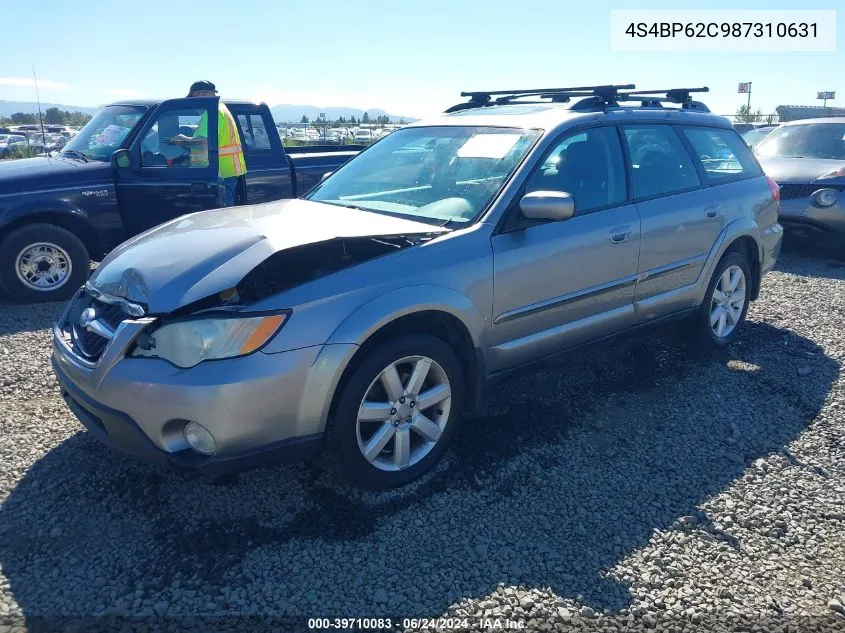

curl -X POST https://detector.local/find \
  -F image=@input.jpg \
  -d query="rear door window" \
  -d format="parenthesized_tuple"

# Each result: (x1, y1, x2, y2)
(622, 125, 701, 199)
(682, 127, 762, 182)
(237, 114, 272, 152)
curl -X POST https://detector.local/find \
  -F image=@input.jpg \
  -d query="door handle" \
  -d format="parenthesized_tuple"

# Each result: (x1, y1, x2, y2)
(609, 225, 632, 244)
(704, 203, 721, 218)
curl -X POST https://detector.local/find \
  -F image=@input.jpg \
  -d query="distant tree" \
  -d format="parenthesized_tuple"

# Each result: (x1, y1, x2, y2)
(300, 115, 309, 123)
(44, 107, 63, 124)
(399, 118, 406, 125)
(10, 112, 37, 124)
(361, 112, 370, 124)
(349, 115, 357, 124)
(764, 113, 775, 125)
(68, 111, 92, 126)
(338, 115, 345, 123)
(735, 104, 763, 124)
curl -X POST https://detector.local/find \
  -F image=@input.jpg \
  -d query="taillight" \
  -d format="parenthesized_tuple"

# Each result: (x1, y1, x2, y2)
(765, 176, 780, 202)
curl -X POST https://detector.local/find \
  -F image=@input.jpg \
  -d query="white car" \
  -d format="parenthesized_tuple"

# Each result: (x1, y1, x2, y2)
(353, 129, 374, 143)
(0, 134, 29, 157)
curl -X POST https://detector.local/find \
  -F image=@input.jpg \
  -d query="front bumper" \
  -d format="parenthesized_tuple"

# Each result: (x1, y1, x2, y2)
(778, 195, 845, 236)
(52, 305, 357, 473)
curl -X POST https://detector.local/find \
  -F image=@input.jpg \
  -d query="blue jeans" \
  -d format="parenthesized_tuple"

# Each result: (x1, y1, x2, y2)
(217, 177, 238, 207)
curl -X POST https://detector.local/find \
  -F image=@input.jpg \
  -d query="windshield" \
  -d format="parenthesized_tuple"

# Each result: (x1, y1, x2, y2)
(756, 122, 845, 160)
(61, 105, 147, 161)
(306, 126, 541, 226)
(742, 127, 774, 147)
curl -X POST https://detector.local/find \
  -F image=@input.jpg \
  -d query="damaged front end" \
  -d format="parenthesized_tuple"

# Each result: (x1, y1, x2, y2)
(177, 232, 437, 314)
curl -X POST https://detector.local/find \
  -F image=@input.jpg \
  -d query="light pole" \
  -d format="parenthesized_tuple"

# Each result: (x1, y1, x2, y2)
(738, 82, 752, 123)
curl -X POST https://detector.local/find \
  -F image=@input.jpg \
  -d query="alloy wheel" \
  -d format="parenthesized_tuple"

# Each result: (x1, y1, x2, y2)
(710, 264, 746, 338)
(356, 355, 452, 472)
(15, 242, 72, 291)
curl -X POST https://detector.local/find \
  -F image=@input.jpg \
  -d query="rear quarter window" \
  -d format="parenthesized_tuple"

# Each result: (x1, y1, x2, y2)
(681, 127, 762, 183)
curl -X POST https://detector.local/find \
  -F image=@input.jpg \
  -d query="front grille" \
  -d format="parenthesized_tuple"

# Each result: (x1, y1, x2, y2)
(779, 183, 845, 200)
(62, 290, 128, 363)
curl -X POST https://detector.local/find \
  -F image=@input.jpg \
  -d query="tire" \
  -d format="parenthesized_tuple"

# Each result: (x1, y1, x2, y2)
(0, 223, 90, 303)
(692, 251, 752, 347)
(332, 334, 465, 489)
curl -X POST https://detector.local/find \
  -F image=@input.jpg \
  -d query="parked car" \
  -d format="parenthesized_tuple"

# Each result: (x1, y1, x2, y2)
(0, 134, 29, 157)
(754, 117, 845, 241)
(741, 125, 777, 149)
(51, 84, 782, 489)
(353, 128, 374, 143)
(0, 97, 362, 302)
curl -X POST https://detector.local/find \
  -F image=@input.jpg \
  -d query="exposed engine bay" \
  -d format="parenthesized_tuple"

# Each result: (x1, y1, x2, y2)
(231, 233, 436, 304)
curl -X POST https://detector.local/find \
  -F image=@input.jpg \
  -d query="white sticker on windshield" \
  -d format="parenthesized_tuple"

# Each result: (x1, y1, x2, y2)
(93, 124, 129, 146)
(457, 134, 522, 159)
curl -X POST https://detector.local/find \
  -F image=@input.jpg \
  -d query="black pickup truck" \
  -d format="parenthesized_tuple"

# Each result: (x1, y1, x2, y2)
(0, 96, 361, 302)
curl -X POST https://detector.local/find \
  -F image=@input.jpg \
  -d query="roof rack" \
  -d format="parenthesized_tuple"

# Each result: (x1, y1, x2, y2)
(444, 85, 636, 113)
(444, 85, 711, 113)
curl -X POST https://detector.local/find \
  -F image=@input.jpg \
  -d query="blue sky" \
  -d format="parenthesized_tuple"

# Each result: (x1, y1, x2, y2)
(0, 0, 841, 119)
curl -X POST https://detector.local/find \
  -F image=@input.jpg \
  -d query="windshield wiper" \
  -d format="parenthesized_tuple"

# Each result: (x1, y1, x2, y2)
(61, 149, 89, 163)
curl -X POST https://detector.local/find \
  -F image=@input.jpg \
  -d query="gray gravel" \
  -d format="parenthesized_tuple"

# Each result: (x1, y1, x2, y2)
(1, 240, 845, 632)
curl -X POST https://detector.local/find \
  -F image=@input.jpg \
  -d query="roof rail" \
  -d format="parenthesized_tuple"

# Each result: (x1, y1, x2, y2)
(445, 85, 712, 114)
(444, 84, 636, 113)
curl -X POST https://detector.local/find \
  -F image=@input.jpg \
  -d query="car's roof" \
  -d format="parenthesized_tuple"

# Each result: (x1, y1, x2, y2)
(781, 117, 845, 126)
(407, 102, 733, 133)
(103, 99, 264, 108)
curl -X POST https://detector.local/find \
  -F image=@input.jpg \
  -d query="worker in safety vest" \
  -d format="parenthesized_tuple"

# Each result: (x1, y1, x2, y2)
(169, 80, 247, 207)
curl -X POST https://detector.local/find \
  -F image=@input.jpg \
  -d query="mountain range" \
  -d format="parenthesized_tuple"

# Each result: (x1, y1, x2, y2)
(0, 100, 417, 123)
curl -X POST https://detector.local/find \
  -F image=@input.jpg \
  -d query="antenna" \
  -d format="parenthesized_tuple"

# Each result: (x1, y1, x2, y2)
(32, 66, 47, 149)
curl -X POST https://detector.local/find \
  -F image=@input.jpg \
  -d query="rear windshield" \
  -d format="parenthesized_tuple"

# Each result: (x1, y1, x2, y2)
(756, 122, 845, 160)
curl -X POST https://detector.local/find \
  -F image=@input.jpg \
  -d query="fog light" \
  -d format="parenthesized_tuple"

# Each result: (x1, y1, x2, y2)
(812, 188, 838, 207)
(183, 422, 216, 455)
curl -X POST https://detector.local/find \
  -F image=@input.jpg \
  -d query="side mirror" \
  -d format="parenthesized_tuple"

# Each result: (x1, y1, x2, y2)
(321, 171, 333, 182)
(519, 191, 576, 222)
(112, 149, 131, 169)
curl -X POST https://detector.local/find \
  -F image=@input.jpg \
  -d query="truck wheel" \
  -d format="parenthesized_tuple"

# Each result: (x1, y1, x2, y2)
(332, 334, 465, 489)
(0, 224, 90, 303)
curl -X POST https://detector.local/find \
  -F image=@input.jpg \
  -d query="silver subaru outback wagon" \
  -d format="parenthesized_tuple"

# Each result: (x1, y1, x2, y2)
(51, 85, 783, 488)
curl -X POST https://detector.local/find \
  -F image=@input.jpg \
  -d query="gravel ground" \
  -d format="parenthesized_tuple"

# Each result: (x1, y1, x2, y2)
(1, 240, 844, 633)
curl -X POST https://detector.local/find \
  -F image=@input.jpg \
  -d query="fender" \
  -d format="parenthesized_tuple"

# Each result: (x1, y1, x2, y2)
(692, 216, 764, 305)
(326, 284, 489, 350)
(0, 195, 92, 227)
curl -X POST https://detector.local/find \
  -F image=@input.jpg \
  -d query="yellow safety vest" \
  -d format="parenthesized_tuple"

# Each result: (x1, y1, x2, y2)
(192, 103, 247, 178)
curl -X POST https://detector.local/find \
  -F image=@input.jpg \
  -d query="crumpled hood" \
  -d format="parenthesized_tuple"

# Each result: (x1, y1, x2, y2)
(0, 155, 111, 193)
(756, 156, 845, 184)
(89, 198, 447, 314)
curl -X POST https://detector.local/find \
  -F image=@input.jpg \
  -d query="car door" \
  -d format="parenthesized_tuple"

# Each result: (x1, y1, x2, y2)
(621, 124, 724, 313)
(489, 125, 641, 372)
(114, 97, 219, 237)
(228, 104, 295, 204)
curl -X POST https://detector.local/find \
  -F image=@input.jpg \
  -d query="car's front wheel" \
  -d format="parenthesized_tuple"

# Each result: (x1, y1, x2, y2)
(0, 223, 90, 303)
(332, 334, 465, 489)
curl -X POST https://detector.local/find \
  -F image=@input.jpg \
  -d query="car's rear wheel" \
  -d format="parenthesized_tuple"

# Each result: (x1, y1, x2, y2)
(693, 251, 752, 347)
(332, 334, 465, 489)
(0, 224, 89, 303)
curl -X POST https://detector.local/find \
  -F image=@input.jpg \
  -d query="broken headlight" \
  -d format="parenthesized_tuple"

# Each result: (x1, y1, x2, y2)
(131, 313, 289, 368)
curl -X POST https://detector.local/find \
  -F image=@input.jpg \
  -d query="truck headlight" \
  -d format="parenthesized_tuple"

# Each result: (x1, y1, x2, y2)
(811, 188, 838, 208)
(132, 313, 289, 368)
